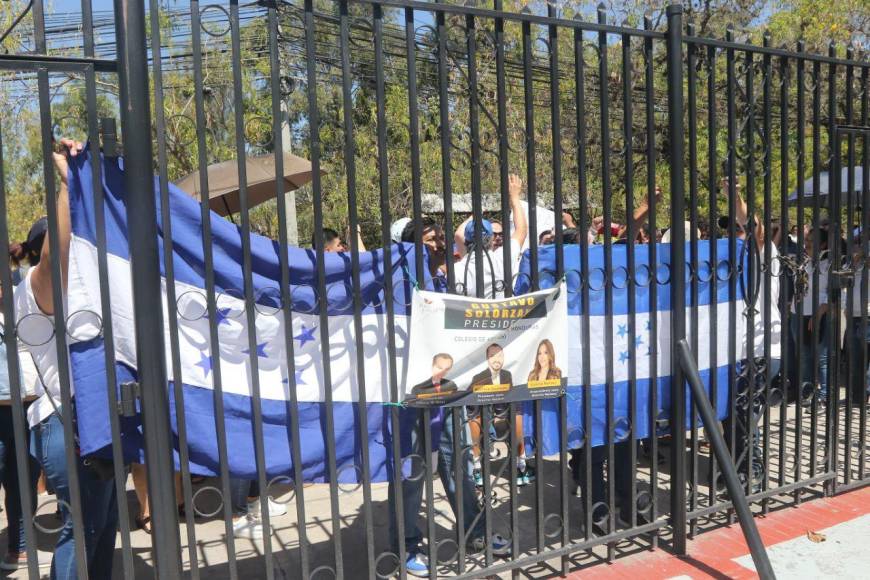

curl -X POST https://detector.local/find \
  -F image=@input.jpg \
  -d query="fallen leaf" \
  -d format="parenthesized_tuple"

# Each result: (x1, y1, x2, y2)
(807, 530, 826, 543)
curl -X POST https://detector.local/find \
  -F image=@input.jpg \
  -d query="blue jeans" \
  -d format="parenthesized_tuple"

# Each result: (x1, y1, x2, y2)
(0, 405, 38, 554)
(388, 408, 485, 553)
(789, 315, 829, 398)
(31, 413, 118, 580)
(848, 318, 870, 401)
(228, 478, 259, 515)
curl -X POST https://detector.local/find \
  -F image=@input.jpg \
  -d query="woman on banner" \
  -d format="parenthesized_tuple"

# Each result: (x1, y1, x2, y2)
(527, 339, 562, 385)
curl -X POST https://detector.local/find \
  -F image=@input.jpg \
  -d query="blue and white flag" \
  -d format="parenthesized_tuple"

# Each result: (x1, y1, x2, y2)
(515, 242, 747, 457)
(65, 150, 431, 483)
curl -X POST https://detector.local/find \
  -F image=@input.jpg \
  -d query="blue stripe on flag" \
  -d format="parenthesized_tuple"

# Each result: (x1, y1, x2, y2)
(514, 240, 744, 315)
(67, 151, 431, 317)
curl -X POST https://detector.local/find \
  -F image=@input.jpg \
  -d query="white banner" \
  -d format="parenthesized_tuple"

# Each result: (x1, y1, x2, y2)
(402, 284, 568, 407)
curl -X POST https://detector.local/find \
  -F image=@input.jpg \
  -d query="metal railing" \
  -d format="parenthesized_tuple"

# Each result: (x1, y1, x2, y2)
(0, 1, 867, 578)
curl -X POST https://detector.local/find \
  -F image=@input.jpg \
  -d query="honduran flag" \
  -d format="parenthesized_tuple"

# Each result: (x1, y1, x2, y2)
(65, 149, 433, 483)
(515, 240, 753, 457)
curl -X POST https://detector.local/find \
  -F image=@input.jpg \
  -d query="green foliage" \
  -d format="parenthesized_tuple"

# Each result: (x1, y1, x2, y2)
(0, 0, 866, 247)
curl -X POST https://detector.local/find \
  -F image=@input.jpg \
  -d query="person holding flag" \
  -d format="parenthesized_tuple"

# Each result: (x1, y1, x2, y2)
(14, 139, 119, 579)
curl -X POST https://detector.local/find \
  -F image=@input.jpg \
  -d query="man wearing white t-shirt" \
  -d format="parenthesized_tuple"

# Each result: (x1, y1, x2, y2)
(453, 174, 527, 299)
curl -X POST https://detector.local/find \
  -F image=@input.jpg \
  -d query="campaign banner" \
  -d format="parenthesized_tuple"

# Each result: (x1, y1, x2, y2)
(403, 284, 568, 407)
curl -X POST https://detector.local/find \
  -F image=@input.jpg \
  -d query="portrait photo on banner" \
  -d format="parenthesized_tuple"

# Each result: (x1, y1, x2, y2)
(402, 284, 568, 407)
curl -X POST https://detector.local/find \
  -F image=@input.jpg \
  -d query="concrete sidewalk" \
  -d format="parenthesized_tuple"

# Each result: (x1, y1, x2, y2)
(569, 485, 870, 579)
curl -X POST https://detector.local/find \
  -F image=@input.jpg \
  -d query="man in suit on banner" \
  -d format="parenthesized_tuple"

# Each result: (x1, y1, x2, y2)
(470, 343, 513, 392)
(411, 353, 459, 397)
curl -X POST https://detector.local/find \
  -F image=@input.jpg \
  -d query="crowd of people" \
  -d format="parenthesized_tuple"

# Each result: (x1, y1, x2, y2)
(0, 140, 868, 578)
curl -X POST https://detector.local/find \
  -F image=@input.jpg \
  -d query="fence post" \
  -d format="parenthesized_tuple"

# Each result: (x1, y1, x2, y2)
(113, 0, 183, 576)
(665, 3, 688, 556)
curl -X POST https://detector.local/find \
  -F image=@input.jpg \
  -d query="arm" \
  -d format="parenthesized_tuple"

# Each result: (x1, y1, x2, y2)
(31, 139, 80, 315)
(725, 178, 764, 247)
(508, 174, 527, 248)
(620, 187, 664, 241)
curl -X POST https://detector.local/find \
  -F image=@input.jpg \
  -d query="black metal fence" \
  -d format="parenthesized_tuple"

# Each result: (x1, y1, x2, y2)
(0, 0, 867, 578)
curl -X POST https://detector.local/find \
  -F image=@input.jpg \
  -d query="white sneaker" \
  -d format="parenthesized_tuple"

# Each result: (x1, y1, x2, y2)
(232, 513, 263, 540)
(247, 497, 287, 518)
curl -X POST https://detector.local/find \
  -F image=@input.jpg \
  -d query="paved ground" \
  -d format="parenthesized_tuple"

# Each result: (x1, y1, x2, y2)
(0, 394, 866, 578)
(569, 485, 870, 579)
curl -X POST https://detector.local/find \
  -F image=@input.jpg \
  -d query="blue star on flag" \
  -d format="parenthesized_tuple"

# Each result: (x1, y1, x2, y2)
(282, 370, 306, 386)
(617, 324, 628, 338)
(295, 325, 317, 347)
(243, 342, 269, 358)
(196, 352, 213, 377)
(618, 351, 630, 364)
(214, 307, 233, 326)
(645, 319, 652, 331)
(634, 335, 643, 349)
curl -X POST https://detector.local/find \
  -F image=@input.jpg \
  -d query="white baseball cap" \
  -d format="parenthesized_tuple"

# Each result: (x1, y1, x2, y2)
(390, 217, 412, 243)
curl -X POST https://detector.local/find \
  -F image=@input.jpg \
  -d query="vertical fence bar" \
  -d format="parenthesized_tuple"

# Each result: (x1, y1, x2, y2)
(114, 0, 183, 574)
(761, 36, 773, 508)
(189, 2, 239, 573)
(228, 0, 274, 575)
(573, 19, 595, 550)
(666, 5, 687, 556)
(32, 0, 90, 575)
(810, 57, 822, 478)
(403, 7, 438, 579)
(437, 5, 455, 292)
(644, 16, 660, 549)
(685, 27, 699, 536)
(825, 43, 838, 495)
(338, 2, 376, 577)
(546, 7, 569, 568)
(267, 2, 309, 577)
(147, 0, 200, 573)
(744, 49, 757, 499)
(622, 31, 639, 533)
(859, 66, 869, 483)
(492, 2, 518, 572)
(845, 49, 858, 488)
(0, 90, 40, 580)
(372, 6, 407, 579)
(776, 49, 789, 494)
(303, 0, 344, 573)
(725, 27, 739, 520)
(77, 1, 139, 570)
(596, 6, 617, 558)
(794, 42, 807, 500)
(705, 41, 719, 512)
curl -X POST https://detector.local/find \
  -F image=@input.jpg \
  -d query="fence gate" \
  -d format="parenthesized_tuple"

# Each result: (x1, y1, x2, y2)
(0, 1, 867, 579)
(828, 124, 870, 495)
